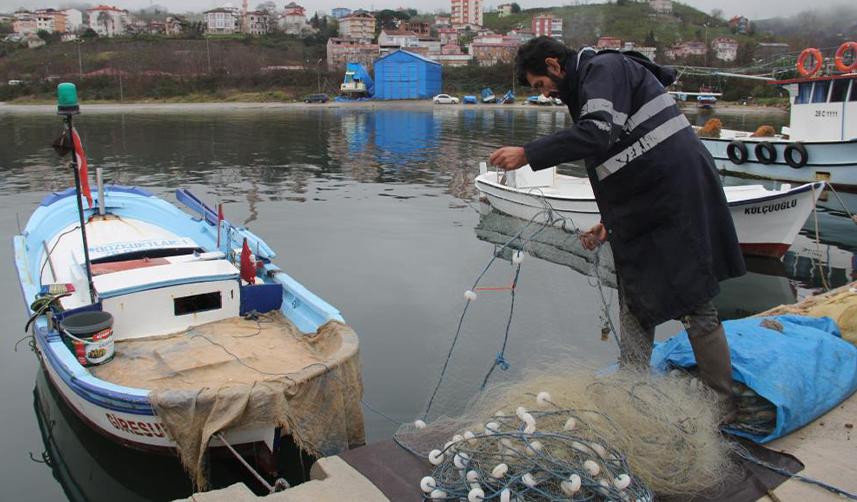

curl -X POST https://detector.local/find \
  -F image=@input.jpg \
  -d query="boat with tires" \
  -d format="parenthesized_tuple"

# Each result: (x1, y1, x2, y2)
(475, 163, 825, 259)
(15, 84, 365, 488)
(698, 42, 857, 189)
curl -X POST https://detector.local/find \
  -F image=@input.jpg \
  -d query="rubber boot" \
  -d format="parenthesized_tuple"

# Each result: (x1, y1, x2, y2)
(689, 324, 737, 423)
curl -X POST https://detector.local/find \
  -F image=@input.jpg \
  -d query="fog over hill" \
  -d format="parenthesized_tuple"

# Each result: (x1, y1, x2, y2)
(754, 4, 857, 49)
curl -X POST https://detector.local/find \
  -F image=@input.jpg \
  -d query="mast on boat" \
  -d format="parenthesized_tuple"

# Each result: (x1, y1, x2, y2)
(55, 83, 97, 304)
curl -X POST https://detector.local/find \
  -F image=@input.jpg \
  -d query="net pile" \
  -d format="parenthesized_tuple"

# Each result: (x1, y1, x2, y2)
(397, 369, 735, 500)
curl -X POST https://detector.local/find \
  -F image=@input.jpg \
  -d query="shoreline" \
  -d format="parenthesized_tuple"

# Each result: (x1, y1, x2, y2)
(0, 100, 788, 115)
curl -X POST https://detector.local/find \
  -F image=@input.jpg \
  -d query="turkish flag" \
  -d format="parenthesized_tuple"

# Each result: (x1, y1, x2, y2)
(240, 238, 256, 285)
(70, 128, 93, 208)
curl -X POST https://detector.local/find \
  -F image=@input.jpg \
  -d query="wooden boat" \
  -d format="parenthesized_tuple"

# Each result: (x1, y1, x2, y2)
(14, 183, 365, 482)
(475, 164, 825, 258)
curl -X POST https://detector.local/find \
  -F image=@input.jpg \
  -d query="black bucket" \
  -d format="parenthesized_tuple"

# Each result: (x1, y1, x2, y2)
(60, 311, 115, 367)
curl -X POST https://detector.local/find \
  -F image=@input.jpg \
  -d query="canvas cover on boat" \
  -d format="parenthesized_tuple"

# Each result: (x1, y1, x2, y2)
(651, 314, 857, 443)
(92, 314, 365, 488)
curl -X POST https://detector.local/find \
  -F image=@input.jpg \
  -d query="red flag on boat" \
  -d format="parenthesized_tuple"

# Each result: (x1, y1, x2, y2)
(70, 128, 93, 207)
(240, 238, 256, 284)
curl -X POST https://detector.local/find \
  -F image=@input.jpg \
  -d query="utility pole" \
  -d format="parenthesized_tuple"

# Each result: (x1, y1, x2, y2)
(77, 40, 84, 77)
(317, 58, 322, 92)
(206, 37, 212, 75)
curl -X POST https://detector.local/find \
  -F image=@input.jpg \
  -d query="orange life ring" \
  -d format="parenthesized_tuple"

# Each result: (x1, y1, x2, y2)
(797, 48, 823, 77)
(834, 42, 857, 73)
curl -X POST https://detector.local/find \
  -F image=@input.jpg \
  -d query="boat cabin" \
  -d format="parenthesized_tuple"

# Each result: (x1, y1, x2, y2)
(44, 217, 243, 340)
(775, 74, 857, 142)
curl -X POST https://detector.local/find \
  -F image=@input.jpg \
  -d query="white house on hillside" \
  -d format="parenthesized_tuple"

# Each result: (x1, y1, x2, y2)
(649, 0, 672, 14)
(62, 8, 84, 32)
(86, 5, 130, 37)
(279, 2, 310, 35)
(204, 7, 239, 34)
(712, 37, 738, 62)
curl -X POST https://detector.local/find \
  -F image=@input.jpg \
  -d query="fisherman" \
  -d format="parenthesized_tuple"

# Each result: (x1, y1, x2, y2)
(489, 37, 746, 419)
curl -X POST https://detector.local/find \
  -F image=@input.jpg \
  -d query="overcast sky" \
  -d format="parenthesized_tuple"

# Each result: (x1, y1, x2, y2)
(0, 0, 851, 21)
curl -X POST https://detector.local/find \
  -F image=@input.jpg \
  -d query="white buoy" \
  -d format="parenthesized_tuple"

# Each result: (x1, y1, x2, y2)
(500, 488, 511, 502)
(584, 459, 601, 476)
(491, 463, 509, 479)
(444, 441, 456, 452)
(454, 452, 470, 469)
(485, 422, 500, 434)
(464, 290, 478, 301)
(428, 449, 444, 465)
(414, 419, 427, 429)
(566, 474, 582, 493)
(522, 473, 537, 488)
(430, 488, 447, 501)
(495, 410, 506, 417)
(466, 470, 479, 483)
(420, 476, 437, 493)
(523, 422, 536, 434)
(500, 437, 513, 448)
(526, 440, 543, 456)
(590, 442, 607, 459)
(463, 430, 476, 444)
(452, 434, 464, 444)
(560, 481, 576, 496)
(536, 391, 552, 407)
(563, 417, 577, 431)
(614, 474, 632, 490)
(571, 441, 587, 452)
(512, 250, 525, 264)
(468, 487, 485, 502)
(515, 406, 528, 419)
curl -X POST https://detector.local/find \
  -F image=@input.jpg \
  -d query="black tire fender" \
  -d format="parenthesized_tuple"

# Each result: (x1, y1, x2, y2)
(784, 142, 809, 169)
(754, 141, 777, 164)
(726, 141, 748, 165)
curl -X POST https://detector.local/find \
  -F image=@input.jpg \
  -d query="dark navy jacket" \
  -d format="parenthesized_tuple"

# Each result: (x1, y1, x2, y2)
(524, 49, 746, 328)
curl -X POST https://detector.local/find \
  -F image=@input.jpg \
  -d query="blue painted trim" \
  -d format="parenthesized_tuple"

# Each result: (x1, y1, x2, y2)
(35, 323, 155, 415)
(40, 185, 153, 207)
(98, 274, 239, 299)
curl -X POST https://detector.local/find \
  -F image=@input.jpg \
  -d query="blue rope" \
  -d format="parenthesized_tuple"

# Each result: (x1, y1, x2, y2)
(480, 264, 521, 390)
(422, 209, 555, 420)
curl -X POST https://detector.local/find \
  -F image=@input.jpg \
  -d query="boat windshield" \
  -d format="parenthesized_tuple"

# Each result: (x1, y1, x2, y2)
(90, 247, 203, 264)
(812, 81, 830, 103)
(796, 82, 813, 104)
(831, 79, 850, 102)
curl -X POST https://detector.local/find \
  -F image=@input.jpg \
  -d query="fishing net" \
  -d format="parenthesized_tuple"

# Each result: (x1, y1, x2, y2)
(395, 368, 736, 500)
(93, 315, 366, 489)
(760, 282, 857, 345)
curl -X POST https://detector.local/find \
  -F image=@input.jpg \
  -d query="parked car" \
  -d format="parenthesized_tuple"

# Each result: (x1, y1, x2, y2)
(433, 94, 460, 104)
(304, 93, 329, 103)
(527, 95, 554, 105)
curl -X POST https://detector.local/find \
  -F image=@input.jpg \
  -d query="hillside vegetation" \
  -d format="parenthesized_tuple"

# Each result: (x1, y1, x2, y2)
(484, 2, 758, 52)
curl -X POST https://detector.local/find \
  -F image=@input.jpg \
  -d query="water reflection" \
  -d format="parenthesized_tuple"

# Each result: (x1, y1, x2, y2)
(473, 206, 855, 319)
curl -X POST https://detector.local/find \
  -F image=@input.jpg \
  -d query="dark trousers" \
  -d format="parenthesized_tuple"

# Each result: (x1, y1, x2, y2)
(617, 281, 735, 413)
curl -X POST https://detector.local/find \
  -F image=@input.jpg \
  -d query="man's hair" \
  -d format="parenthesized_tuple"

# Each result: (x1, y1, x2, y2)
(515, 36, 575, 87)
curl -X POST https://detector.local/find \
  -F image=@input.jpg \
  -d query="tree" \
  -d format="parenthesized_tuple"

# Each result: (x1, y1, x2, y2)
(644, 29, 656, 47)
(510, 3, 521, 13)
(98, 11, 112, 37)
(256, 1, 276, 13)
(37, 29, 51, 41)
(82, 27, 98, 39)
(710, 9, 723, 21)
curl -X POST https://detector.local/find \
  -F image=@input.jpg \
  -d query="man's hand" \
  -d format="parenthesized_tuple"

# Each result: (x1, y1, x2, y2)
(580, 223, 608, 251)
(489, 146, 528, 171)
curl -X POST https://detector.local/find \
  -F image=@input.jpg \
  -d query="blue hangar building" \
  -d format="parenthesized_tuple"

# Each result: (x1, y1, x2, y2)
(372, 50, 442, 100)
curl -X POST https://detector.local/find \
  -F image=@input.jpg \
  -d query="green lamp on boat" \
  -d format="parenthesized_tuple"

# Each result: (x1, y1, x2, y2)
(57, 82, 80, 116)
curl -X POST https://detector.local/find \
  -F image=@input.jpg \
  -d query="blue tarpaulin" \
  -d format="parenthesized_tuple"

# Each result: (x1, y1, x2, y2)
(651, 315, 857, 443)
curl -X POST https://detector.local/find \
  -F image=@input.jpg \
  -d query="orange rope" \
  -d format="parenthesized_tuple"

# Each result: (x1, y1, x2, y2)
(475, 285, 516, 291)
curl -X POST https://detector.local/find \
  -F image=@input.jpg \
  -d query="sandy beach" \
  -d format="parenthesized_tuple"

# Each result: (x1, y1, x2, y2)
(0, 99, 788, 115)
